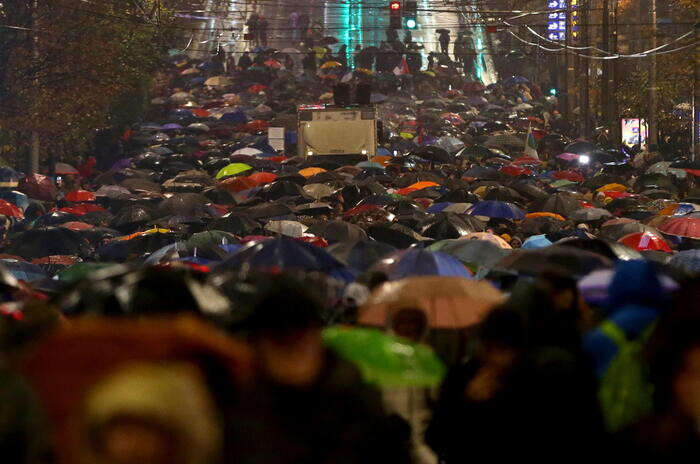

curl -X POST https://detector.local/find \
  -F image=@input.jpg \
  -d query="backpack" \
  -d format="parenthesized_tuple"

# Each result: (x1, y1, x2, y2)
(598, 320, 655, 433)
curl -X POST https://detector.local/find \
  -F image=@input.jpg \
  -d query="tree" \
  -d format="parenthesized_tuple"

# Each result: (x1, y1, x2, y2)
(0, 0, 174, 167)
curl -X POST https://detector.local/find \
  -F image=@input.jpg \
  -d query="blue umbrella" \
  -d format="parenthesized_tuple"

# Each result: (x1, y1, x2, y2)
(503, 75, 529, 85)
(220, 111, 248, 124)
(0, 167, 19, 188)
(0, 259, 47, 282)
(356, 161, 385, 169)
(469, 201, 526, 220)
(161, 123, 183, 130)
(377, 147, 391, 157)
(217, 236, 348, 274)
(668, 249, 700, 275)
(427, 202, 453, 213)
(370, 93, 388, 103)
(375, 248, 472, 280)
(149, 146, 173, 155)
(0, 190, 29, 211)
(220, 243, 243, 255)
(522, 234, 553, 249)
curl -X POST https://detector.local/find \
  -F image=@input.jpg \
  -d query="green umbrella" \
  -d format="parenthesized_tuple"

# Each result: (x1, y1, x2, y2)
(56, 262, 120, 284)
(550, 179, 577, 188)
(322, 326, 446, 388)
(215, 163, 253, 180)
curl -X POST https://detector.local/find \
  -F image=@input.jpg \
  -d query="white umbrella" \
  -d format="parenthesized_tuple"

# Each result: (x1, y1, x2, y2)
(233, 147, 262, 156)
(265, 220, 308, 238)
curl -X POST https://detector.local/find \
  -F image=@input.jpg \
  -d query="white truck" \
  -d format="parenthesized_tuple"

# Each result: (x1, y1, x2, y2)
(297, 104, 378, 159)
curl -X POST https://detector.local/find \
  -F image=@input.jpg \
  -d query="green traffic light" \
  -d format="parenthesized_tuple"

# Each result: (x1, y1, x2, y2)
(549, 88, 557, 96)
(406, 18, 417, 29)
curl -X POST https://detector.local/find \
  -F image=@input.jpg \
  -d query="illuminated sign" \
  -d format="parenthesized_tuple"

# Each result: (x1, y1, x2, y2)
(547, 0, 579, 42)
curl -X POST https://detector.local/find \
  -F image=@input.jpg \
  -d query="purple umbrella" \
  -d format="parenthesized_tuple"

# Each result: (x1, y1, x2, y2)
(161, 123, 183, 130)
(110, 158, 132, 171)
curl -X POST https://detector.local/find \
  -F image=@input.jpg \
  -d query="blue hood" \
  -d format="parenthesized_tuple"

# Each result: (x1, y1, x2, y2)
(607, 260, 665, 311)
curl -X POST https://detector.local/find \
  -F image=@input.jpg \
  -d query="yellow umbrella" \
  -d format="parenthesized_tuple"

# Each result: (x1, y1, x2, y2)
(355, 67, 374, 75)
(525, 212, 566, 221)
(399, 132, 414, 139)
(359, 276, 505, 329)
(596, 183, 627, 193)
(299, 167, 327, 178)
(320, 61, 342, 69)
(473, 186, 488, 197)
(120, 228, 173, 241)
(313, 46, 327, 59)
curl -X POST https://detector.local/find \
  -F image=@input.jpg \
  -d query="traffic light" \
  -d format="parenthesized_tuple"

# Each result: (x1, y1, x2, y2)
(389, 1, 402, 29)
(548, 87, 557, 96)
(404, 0, 417, 29)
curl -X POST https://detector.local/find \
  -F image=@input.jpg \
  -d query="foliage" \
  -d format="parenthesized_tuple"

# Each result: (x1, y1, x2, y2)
(0, 0, 174, 165)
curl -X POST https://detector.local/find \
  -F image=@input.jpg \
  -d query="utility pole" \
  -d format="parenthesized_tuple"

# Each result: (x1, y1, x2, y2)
(694, 19, 699, 161)
(609, 0, 620, 146)
(648, 0, 658, 149)
(601, 0, 611, 134)
(29, 0, 40, 174)
(565, 1, 575, 120)
(581, 0, 591, 138)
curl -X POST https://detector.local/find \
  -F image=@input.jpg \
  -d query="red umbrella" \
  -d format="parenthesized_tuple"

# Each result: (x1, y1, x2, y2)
(244, 120, 269, 133)
(658, 217, 700, 238)
(512, 156, 543, 166)
(58, 203, 107, 216)
(19, 174, 57, 201)
(59, 221, 95, 231)
(500, 165, 533, 177)
(263, 59, 282, 69)
(191, 108, 211, 118)
(0, 199, 24, 218)
(553, 170, 585, 183)
(55, 162, 79, 176)
(31, 255, 79, 266)
(248, 84, 267, 94)
(248, 172, 277, 185)
(344, 204, 383, 217)
(296, 236, 329, 248)
(618, 231, 672, 252)
(685, 169, 700, 177)
(65, 190, 96, 202)
(219, 176, 258, 193)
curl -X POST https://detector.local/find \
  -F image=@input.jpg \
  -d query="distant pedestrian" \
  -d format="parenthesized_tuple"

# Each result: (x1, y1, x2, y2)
(258, 16, 269, 47)
(238, 51, 252, 70)
(437, 30, 450, 56)
(246, 14, 259, 46)
(290, 11, 300, 43)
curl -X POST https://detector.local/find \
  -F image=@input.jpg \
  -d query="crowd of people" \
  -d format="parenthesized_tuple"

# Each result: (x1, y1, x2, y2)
(0, 27, 698, 464)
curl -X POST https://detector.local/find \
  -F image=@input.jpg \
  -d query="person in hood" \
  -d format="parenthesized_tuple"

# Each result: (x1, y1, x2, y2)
(229, 275, 411, 464)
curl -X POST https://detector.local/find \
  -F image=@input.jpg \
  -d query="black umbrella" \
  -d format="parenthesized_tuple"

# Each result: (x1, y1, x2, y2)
(156, 193, 211, 218)
(483, 186, 526, 203)
(421, 213, 485, 240)
(434, 189, 480, 204)
(409, 146, 452, 164)
(367, 222, 426, 249)
(326, 239, 396, 272)
(97, 231, 179, 262)
(553, 237, 642, 261)
(29, 212, 81, 229)
(536, 193, 582, 217)
(242, 202, 295, 220)
(520, 216, 569, 235)
(510, 180, 549, 201)
(307, 220, 368, 244)
(4, 227, 94, 259)
(495, 245, 613, 277)
(207, 214, 262, 236)
(257, 181, 307, 201)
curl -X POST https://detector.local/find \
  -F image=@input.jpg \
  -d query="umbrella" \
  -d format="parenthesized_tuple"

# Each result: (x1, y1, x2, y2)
(537, 193, 582, 217)
(371, 248, 471, 280)
(217, 236, 349, 276)
(618, 232, 672, 253)
(4, 227, 93, 259)
(367, 223, 425, 249)
(56, 262, 120, 284)
(307, 221, 367, 244)
(215, 163, 253, 180)
(668, 250, 700, 276)
(359, 276, 505, 329)
(657, 217, 700, 239)
(65, 190, 96, 203)
(0, 259, 47, 282)
(55, 162, 78, 175)
(428, 239, 511, 269)
(320, 61, 342, 69)
(322, 326, 445, 387)
(426, 203, 473, 214)
(326, 240, 396, 271)
(207, 214, 262, 236)
(0, 167, 19, 187)
(421, 213, 484, 240)
(264, 220, 308, 238)
(303, 183, 336, 200)
(204, 76, 233, 86)
(600, 220, 658, 241)
(569, 208, 613, 223)
(496, 245, 613, 277)
(484, 133, 525, 149)
(468, 201, 525, 220)
(0, 190, 29, 211)
(19, 174, 57, 201)
(578, 268, 679, 306)
(522, 234, 553, 249)
(156, 193, 210, 218)
(0, 199, 23, 219)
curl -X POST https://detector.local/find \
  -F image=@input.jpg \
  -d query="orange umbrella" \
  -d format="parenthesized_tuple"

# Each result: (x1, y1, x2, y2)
(359, 276, 505, 329)
(191, 108, 211, 118)
(371, 156, 391, 167)
(596, 183, 627, 193)
(219, 175, 258, 193)
(247, 172, 277, 185)
(525, 212, 566, 221)
(396, 181, 440, 196)
(299, 167, 327, 178)
(120, 228, 173, 241)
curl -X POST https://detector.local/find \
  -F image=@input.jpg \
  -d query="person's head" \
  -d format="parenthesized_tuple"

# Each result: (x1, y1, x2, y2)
(82, 362, 221, 464)
(246, 275, 326, 386)
(388, 308, 428, 343)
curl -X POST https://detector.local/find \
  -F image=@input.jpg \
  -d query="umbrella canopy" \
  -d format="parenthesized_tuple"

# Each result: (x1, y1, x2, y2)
(215, 163, 253, 180)
(0, 199, 23, 219)
(468, 201, 525, 220)
(307, 220, 367, 244)
(618, 231, 672, 252)
(322, 326, 445, 387)
(495, 245, 613, 277)
(578, 268, 679, 306)
(0, 259, 47, 282)
(657, 217, 700, 238)
(359, 276, 505, 329)
(0, 167, 19, 188)
(4, 227, 93, 259)
(326, 240, 396, 272)
(569, 208, 613, 223)
(668, 250, 700, 276)
(371, 248, 471, 280)
(600, 220, 658, 241)
(428, 239, 511, 269)
(521, 234, 553, 249)
(537, 193, 582, 217)
(65, 190, 96, 203)
(421, 213, 485, 240)
(55, 162, 78, 175)
(19, 174, 57, 201)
